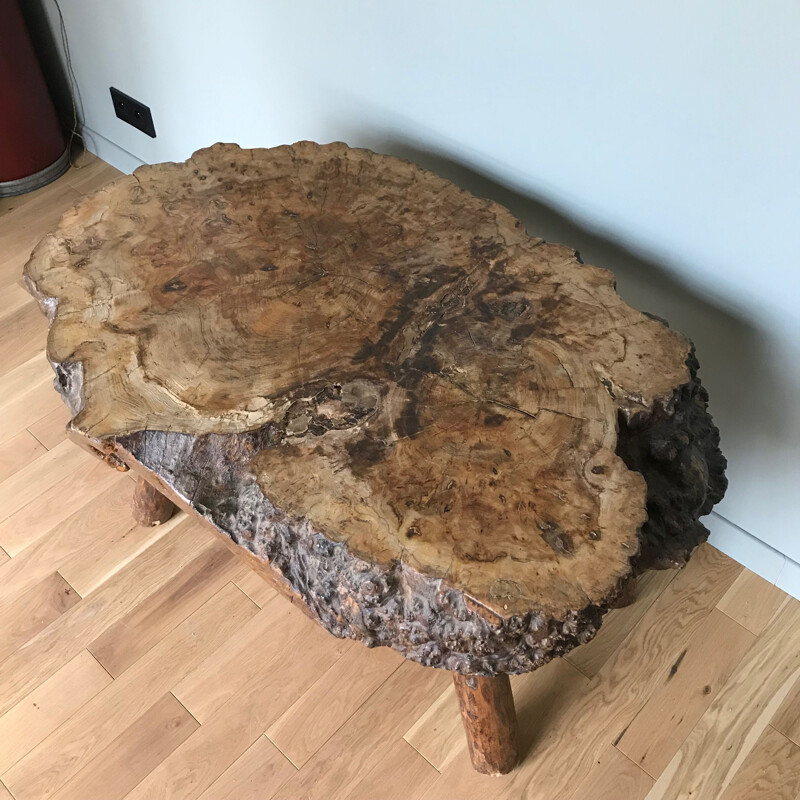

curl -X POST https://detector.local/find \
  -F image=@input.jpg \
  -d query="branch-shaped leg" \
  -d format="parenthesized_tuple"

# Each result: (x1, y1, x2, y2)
(132, 478, 176, 526)
(453, 672, 518, 775)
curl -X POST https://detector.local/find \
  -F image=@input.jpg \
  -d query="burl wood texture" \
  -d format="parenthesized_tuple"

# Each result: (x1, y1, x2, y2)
(23, 142, 726, 675)
(452, 674, 518, 775)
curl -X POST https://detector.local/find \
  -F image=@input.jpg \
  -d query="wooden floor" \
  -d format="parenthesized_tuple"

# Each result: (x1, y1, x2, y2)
(1, 154, 799, 800)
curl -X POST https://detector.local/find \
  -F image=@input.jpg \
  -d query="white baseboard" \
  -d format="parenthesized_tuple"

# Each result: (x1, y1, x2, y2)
(707, 511, 799, 596)
(82, 126, 145, 174)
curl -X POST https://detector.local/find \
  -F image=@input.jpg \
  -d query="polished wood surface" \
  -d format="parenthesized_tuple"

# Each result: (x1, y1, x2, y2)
(23, 142, 727, 679)
(0, 154, 797, 799)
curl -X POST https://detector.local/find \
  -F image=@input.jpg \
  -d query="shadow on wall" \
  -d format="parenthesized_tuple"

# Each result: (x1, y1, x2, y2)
(353, 133, 791, 529)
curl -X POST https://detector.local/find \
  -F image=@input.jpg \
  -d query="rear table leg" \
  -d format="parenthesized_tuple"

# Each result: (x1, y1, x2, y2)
(453, 672, 519, 775)
(131, 478, 176, 526)
(611, 574, 638, 609)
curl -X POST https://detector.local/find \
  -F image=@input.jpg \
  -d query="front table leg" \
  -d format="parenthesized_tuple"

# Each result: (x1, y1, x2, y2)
(131, 478, 177, 526)
(453, 672, 519, 775)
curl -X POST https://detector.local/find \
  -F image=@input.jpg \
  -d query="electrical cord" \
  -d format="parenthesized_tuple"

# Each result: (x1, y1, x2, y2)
(51, 0, 86, 167)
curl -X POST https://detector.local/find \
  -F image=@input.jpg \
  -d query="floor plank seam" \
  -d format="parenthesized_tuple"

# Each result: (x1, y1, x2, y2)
(402, 735, 445, 774)
(232, 574, 279, 609)
(611, 609, 760, 783)
(262, 732, 303, 771)
(25, 426, 52, 452)
(168, 689, 202, 728)
(56, 568, 84, 600)
(86, 648, 116, 684)
(612, 738, 658, 781)
(264, 650, 405, 772)
(610, 740, 655, 782)
(716, 595, 791, 636)
(565, 566, 682, 680)
(771, 720, 800, 750)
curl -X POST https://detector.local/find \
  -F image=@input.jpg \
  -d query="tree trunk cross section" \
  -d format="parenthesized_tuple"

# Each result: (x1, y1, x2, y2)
(23, 142, 726, 772)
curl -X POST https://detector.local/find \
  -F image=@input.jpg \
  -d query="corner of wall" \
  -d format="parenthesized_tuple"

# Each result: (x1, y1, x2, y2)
(82, 125, 145, 174)
(706, 512, 798, 597)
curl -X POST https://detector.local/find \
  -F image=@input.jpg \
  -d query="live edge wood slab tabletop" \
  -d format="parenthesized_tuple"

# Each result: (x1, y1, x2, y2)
(23, 141, 727, 775)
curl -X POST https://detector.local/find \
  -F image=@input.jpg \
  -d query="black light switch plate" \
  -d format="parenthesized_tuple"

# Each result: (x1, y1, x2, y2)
(109, 87, 156, 138)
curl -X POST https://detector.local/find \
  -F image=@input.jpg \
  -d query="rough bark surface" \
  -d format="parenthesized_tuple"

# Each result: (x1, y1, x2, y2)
(23, 141, 726, 675)
(453, 673, 519, 775)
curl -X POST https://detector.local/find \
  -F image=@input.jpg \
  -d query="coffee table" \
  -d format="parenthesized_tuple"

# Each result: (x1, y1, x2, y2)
(24, 142, 726, 775)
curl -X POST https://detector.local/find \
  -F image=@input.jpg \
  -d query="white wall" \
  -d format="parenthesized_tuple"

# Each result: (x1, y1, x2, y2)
(40, 1, 800, 586)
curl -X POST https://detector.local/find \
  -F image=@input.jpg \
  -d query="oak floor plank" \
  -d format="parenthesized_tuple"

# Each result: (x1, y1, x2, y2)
(47, 692, 199, 800)
(171, 598, 320, 723)
(0, 357, 65, 445)
(0, 300, 47, 378)
(616, 608, 755, 778)
(27, 404, 70, 449)
(54, 496, 178, 599)
(717, 724, 800, 800)
(0, 474, 133, 604)
(0, 439, 92, 531)
(567, 746, 653, 800)
(0, 180, 80, 289)
(421, 544, 742, 800)
(0, 781, 10, 800)
(717, 568, 788, 635)
(0, 456, 136, 556)
(0, 430, 46, 484)
(233, 569, 278, 608)
(125, 615, 351, 800)
(271, 661, 451, 800)
(60, 517, 183, 602)
(0, 518, 218, 718)
(126, 721, 293, 800)
(0, 282, 32, 323)
(61, 151, 123, 196)
(0, 164, 77, 217)
(0, 457, 132, 557)
(0, 650, 112, 774)
(267, 639, 403, 768)
(196, 735, 296, 800)
(647, 599, 800, 800)
(404, 680, 468, 771)
(771, 672, 800, 745)
(2, 581, 258, 800)
(347, 738, 439, 800)
(0, 572, 81, 664)
(88, 543, 246, 676)
(0, 351, 50, 399)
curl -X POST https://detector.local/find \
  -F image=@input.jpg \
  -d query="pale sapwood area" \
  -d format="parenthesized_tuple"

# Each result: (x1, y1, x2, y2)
(23, 141, 726, 676)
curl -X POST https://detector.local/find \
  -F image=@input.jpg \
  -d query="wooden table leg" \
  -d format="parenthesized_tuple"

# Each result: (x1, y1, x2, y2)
(611, 574, 638, 609)
(453, 672, 519, 775)
(131, 478, 177, 526)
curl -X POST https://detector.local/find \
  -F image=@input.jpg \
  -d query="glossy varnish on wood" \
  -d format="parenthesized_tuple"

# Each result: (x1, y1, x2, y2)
(0, 154, 795, 799)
